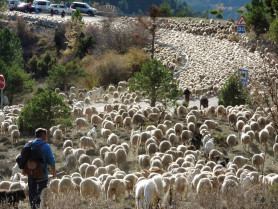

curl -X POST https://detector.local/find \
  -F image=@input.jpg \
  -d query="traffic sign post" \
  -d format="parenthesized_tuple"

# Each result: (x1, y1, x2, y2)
(237, 25, 246, 34)
(238, 69, 248, 87)
(0, 75, 5, 109)
(236, 15, 247, 26)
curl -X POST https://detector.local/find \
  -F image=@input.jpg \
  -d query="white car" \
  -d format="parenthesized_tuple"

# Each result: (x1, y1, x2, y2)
(33, 0, 51, 12)
(48, 4, 75, 15)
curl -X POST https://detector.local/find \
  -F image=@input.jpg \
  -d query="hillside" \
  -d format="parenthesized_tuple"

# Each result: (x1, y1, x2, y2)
(182, 0, 251, 19)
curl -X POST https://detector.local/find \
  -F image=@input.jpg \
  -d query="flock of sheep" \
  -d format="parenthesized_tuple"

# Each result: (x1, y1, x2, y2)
(1, 80, 278, 208)
(1, 13, 278, 208)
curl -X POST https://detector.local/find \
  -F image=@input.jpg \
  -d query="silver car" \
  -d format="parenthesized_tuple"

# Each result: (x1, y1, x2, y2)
(49, 4, 74, 14)
(70, 2, 97, 16)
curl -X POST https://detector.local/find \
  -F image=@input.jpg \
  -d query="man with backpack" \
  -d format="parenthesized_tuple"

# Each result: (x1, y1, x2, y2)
(22, 128, 56, 209)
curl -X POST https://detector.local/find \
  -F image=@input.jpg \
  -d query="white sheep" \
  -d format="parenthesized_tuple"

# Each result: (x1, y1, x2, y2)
(75, 118, 89, 132)
(252, 153, 265, 171)
(63, 140, 73, 149)
(11, 129, 20, 145)
(226, 134, 237, 151)
(80, 178, 101, 200)
(58, 176, 76, 194)
(65, 153, 78, 171)
(107, 133, 119, 145)
(107, 179, 126, 201)
(233, 156, 249, 168)
(259, 129, 269, 147)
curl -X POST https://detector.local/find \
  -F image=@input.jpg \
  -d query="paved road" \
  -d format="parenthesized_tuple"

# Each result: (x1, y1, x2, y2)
(40, 12, 107, 23)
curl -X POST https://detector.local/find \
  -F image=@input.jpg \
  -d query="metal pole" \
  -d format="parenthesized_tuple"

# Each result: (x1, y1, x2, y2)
(0, 88, 3, 109)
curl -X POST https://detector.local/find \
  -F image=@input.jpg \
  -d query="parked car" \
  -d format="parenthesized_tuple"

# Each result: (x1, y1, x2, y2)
(15, 2, 35, 13)
(48, 4, 74, 15)
(8, 0, 21, 11)
(70, 2, 97, 16)
(33, 0, 51, 12)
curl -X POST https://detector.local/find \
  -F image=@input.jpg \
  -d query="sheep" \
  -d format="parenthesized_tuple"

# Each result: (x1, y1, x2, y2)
(208, 149, 224, 162)
(124, 174, 138, 196)
(63, 140, 73, 149)
(91, 115, 103, 126)
(115, 148, 127, 168)
(94, 167, 108, 178)
(151, 129, 163, 142)
(104, 151, 117, 166)
(63, 147, 73, 158)
(161, 154, 173, 170)
(80, 178, 101, 200)
(107, 179, 126, 201)
(101, 128, 112, 141)
(80, 136, 96, 150)
(241, 133, 251, 151)
(221, 179, 239, 208)
(87, 125, 98, 140)
(233, 156, 249, 168)
(8, 125, 18, 135)
(181, 130, 193, 143)
(53, 129, 63, 141)
(49, 179, 60, 194)
(204, 139, 215, 158)
(58, 176, 76, 194)
(0, 181, 12, 190)
(78, 154, 91, 165)
(11, 129, 20, 145)
(1, 121, 9, 134)
(259, 129, 269, 147)
(123, 117, 132, 130)
(196, 178, 213, 207)
(103, 121, 115, 131)
(228, 113, 237, 128)
(138, 155, 151, 170)
(159, 141, 171, 153)
(147, 143, 158, 156)
(252, 153, 265, 171)
(75, 118, 89, 132)
(135, 179, 148, 209)
(226, 134, 237, 151)
(132, 113, 147, 128)
(107, 133, 119, 145)
(0, 189, 26, 207)
(65, 154, 78, 172)
(177, 105, 187, 118)
(216, 105, 226, 118)
(85, 165, 98, 178)
(92, 158, 104, 168)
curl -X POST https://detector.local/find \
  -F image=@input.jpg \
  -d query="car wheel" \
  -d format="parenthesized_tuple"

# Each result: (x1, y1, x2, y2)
(88, 11, 92, 16)
(54, 10, 59, 14)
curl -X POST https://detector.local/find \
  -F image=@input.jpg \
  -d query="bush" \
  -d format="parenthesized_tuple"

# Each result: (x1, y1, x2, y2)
(270, 18, 278, 42)
(17, 90, 71, 133)
(218, 72, 250, 107)
(82, 48, 149, 88)
(129, 59, 181, 107)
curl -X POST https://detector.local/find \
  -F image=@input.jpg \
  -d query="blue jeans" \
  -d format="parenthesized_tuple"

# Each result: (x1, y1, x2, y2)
(28, 178, 48, 209)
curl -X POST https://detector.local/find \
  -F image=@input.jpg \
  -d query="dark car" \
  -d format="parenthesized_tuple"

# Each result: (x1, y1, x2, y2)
(15, 2, 35, 13)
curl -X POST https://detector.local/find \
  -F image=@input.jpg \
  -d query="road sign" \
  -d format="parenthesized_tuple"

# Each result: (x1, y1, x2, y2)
(238, 69, 248, 87)
(237, 25, 246, 34)
(236, 15, 246, 25)
(0, 75, 5, 89)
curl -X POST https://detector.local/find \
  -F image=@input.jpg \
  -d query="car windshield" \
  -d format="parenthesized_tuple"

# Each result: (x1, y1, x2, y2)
(84, 3, 90, 8)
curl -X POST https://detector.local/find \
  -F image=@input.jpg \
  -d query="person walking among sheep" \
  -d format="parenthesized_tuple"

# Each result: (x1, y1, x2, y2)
(23, 128, 56, 209)
(183, 88, 191, 106)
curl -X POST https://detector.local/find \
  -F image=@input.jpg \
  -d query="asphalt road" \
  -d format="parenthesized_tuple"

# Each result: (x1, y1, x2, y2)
(15, 11, 107, 23)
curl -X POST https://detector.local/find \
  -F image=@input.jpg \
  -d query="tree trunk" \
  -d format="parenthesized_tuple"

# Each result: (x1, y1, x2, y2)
(151, 98, 156, 107)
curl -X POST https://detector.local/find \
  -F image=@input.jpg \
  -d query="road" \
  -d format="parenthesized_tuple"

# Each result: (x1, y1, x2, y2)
(39, 12, 107, 23)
